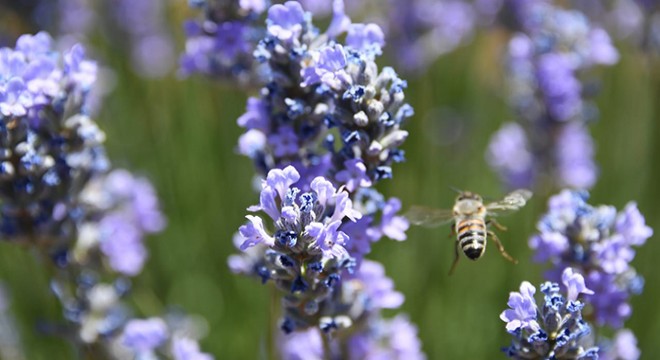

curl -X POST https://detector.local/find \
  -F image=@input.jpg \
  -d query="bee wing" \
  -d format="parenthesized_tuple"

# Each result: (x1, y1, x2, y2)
(485, 189, 533, 216)
(405, 206, 454, 228)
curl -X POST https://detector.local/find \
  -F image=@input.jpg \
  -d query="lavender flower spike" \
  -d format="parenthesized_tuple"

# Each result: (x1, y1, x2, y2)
(530, 190, 651, 329)
(502, 279, 599, 359)
(237, 166, 358, 332)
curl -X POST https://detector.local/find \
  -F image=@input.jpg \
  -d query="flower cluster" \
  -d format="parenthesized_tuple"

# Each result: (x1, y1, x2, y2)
(530, 190, 651, 329)
(75, 169, 166, 276)
(238, 166, 359, 332)
(236, 1, 411, 256)
(119, 317, 213, 360)
(233, 170, 424, 356)
(0, 0, 175, 78)
(500, 268, 599, 359)
(382, 0, 478, 72)
(279, 260, 425, 359)
(528, 190, 650, 358)
(486, 1, 619, 191)
(0, 33, 212, 358)
(240, 0, 409, 182)
(109, 0, 176, 77)
(180, 0, 267, 85)
(0, 32, 105, 244)
(567, 0, 660, 55)
(229, 2, 423, 357)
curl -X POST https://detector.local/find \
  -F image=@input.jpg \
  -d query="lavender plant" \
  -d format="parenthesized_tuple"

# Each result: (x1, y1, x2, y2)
(227, 1, 423, 357)
(527, 190, 650, 357)
(0, 0, 175, 78)
(0, 32, 211, 359)
(180, 0, 267, 86)
(382, 0, 479, 72)
(567, 0, 660, 55)
(486, 1, 619, 192)
(500, 268, 599, 359)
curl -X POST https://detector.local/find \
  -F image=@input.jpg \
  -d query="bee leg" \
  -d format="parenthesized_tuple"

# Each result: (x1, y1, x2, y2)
(448, 223, 456, 239)
(487, 219, 508, 232)
(448, 239, 460, 276)
(488, 231, 518, 264)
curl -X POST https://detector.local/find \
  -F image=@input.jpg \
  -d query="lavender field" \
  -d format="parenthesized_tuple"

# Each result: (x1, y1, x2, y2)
(0, 0, 658, 359)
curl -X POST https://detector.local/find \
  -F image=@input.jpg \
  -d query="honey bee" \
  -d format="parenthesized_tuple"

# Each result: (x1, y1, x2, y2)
(406, 189, 532, 275)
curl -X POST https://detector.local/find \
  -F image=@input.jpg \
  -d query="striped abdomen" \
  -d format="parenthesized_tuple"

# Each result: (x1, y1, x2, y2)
(456, 218, 487, 260)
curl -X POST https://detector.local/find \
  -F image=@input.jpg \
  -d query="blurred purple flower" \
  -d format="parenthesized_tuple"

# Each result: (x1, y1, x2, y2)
(267, 1, 306, 42)
(122, 318, 168, 352)
(555, 123, 598, 189)
(616, 202, 653, 246)
(172, 337, 214, 360)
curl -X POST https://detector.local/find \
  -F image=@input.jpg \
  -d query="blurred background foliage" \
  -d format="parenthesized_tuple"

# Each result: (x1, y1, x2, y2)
(0, 2, 659, 359)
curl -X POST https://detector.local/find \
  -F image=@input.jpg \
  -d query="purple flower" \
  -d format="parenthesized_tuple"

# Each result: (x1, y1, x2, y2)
(348, 315, 425, 360)
(266, 165, 301, 201)
(238, 129, 266, 157)
(268, 126, 300, 157)
(15, 32, 52, 59)
(214, 21, 251, 61)
(329, 190, 362, 223)
(536, 53, 582, 121)
(532, 190, 648, 329)
(172, 337, 214, 360)
(500, 281, 539, 333)
(122, 318, 168, 352)
(616, 202, 653, 246)
(529, 232, 569, 262)
(99, 215, 147, 276)
(588, 28, 619, 65)
(310, 176, 335, 207)
(486, 122, 534, 189)
(585, 271, 632, 328)
(555, 123, 598, 189)
(239, 215, 275, 250)
(378, 198, 409, 241)
(356, 260, 404, 309)
(301, 44, 350, 89)
(240, 0, 267, 13)
(502, 279, 599, 358)
(600, 329, 640, 360)
(63, 44, 97, 91)
(561, 268, 594, 301)
(593, 235, 635, 274)
(326, 0, 351, 38)
(334, 159, 372, 192)
(279, 328, 324, 360)
(346, 23, 385, 55)
(0, 78, 32, 117)
(341, 216, 378, 257)
(267, 1, 306, 42)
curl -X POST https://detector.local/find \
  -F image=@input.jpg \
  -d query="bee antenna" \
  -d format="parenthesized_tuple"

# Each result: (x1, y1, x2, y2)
(448, 186, 462, 194)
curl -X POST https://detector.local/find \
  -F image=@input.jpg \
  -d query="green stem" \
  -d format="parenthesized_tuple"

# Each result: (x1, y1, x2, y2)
(268, 286, 280, 360)
(322, 333, 332, 360)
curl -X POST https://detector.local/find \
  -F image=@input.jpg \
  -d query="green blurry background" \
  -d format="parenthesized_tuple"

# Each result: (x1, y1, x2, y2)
(0, 7, 659, 360)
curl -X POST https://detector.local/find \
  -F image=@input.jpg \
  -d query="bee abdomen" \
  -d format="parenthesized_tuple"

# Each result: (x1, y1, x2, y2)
(457, 220, 486, 260)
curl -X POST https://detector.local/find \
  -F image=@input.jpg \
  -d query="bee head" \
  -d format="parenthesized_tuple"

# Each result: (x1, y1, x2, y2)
(456, 191, 483, 203)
